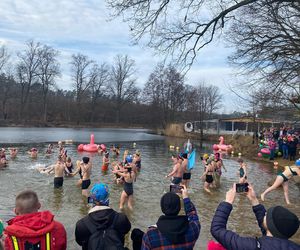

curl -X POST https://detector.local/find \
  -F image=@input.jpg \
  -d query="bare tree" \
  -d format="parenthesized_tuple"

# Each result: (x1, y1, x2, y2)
(143, 63, 185, 127)
(228, 1, 300, 109)
(0, 46, 10, 72)
(70, 53, 94, 124)
(0, 73, 16, 120)
(195, 82, 222, 140)
(89, 63, 110, 122)
(106, 0, 294, 70)
(109, 55, 138, 123)
(15, 40, 42, 119)
(38, 45, 61, 123)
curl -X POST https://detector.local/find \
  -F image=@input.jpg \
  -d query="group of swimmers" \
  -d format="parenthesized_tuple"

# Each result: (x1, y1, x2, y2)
(34, 142, 143, 211)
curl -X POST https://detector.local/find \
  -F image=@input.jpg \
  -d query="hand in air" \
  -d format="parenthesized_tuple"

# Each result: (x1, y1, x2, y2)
(225, 183, 236, 204)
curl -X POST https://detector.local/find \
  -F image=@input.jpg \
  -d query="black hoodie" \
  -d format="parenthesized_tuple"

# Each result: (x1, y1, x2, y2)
(156, 215, 189, 244)
(75, 206, 131, 250)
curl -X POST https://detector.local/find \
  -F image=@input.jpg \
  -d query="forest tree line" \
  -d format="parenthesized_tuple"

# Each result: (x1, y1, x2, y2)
(0, 41, 222, 128)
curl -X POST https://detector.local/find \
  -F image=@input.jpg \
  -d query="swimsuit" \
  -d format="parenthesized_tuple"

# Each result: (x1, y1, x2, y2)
(206, 174, 214, 184)
(205, 168, 214, 184)
(124, 181, 133, 196)
(54, 177, 63, 188)
(239, 167, 247, 179)
(183, 172, 191, 180)
(135, 160, 141, 169)
(79, 168, 83, 179)
(171, 177, 182, 184)
(82, 179, 91, 190)
(67, 164, 73, 173)
(279, 166, 298, 182)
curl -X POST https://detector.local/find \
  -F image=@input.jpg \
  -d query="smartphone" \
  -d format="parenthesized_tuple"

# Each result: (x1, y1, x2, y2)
(87, 196, 94, 204)
(236, 183, 249, 193)
(170, 184, 183, 194)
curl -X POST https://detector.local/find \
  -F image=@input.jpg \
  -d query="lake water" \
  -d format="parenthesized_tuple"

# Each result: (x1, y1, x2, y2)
(0, 127, 299, 249)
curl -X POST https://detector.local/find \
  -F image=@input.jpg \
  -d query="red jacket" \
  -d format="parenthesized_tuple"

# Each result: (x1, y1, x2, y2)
(4, 211, 66, 250)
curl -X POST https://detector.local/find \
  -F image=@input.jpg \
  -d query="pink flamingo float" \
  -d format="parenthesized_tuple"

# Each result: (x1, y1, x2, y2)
(212, 136, 233, 153)
(78, 134, 105, 152)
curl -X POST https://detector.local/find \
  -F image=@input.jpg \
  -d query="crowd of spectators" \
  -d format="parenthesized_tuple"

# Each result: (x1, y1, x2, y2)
(258, 126, 299, 161)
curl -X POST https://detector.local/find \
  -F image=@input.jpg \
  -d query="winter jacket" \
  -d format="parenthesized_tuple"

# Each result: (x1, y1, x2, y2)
(211, 201, 300, 250)
(4, 210, 66, 250)
(75, 205, 131, 250)
(141, 197, 200, 250)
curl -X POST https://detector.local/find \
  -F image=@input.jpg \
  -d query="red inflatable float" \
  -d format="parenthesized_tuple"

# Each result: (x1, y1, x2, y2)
(78, 134, 102, 152)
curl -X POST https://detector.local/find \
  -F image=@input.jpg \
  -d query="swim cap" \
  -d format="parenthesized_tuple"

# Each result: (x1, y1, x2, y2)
(90, 183, 109, 204)
(126, 155, 133, 163)
(295, 159, 300, 167)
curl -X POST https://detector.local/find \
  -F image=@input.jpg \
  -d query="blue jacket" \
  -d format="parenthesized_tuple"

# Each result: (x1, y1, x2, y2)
(211, 201, 300, 250)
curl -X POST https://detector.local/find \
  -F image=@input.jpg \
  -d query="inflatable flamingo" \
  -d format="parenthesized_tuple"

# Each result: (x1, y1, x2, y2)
(78, 134, 100, 152)
(212, 136, 233, 153)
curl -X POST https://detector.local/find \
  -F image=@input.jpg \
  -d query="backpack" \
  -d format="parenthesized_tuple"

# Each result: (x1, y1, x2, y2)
(5, 221, 55, 250)
(84, 213, 126, 250)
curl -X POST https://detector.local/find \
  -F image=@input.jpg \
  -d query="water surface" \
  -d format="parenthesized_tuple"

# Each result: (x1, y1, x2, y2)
(0, 128, 299, 249)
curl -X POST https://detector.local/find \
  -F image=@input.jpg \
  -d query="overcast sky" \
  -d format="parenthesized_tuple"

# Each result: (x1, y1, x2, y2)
(0, 0, 241, 113)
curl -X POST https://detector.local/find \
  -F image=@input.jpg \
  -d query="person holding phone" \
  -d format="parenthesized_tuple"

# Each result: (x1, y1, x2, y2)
(211, 183, 300, 250)
(141, 185, 200, 249)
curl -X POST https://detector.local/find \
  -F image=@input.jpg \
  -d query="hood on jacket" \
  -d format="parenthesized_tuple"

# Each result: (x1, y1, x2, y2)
(88, 206, 116, 229)
(5, 211, 55, 237)
(157, 215, 189, 244)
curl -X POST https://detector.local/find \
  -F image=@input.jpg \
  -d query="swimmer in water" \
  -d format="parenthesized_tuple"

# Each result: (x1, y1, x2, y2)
(45, 144, 53, 155)
(65, 156, 73, 175)
(28, 148, 38, 158)
(214, 152, 227, 186)
(0, 155, 8, 168)
(71, 157, 93, 197)
(133, 150, 141, 171)
(111, 145, 120, 159)
(122, 149, 129, 165)
(9, 148, 18, 159)
(181, 153, 191, 188)
(200, 159, 215, 193)
(237, 158, 247, 184)
(112, 165, 136, 211)
(102, 152, 110, 172)
(261, 160, 300, 205)
(53, 155, 67, 189)
(166, 154, 184, 185)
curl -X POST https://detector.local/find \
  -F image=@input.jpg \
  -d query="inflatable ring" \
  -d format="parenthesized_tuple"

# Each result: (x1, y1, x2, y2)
(184, 122, 193, 133)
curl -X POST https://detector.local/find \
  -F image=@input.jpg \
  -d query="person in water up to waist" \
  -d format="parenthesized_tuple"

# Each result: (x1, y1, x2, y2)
(166, 154, 184, 185)
(261, 159, 300, 205)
